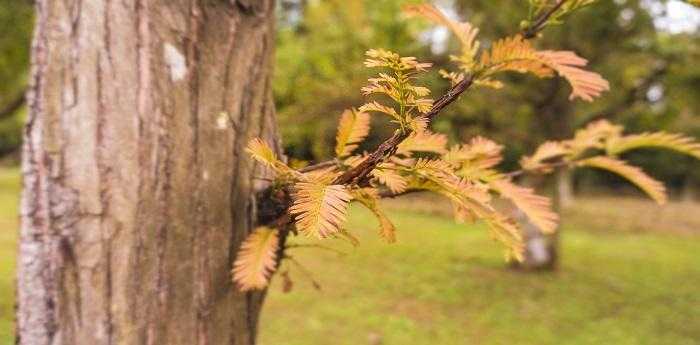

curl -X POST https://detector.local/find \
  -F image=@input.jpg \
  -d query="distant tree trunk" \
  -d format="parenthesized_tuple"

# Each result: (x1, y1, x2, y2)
(555, 168, 574, 209)
(681, 176, 697, 203)
(16, 1, 278, 344)
(516, 167, 571, 271)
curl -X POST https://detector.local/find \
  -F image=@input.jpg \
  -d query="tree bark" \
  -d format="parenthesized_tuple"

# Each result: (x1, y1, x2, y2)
(17, 1, 279, 344)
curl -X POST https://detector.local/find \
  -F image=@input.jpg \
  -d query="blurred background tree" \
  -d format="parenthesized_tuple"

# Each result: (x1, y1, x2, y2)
(0, 0, 32, 160)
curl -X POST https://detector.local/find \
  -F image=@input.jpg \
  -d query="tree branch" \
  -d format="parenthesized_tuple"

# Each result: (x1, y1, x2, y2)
(260, 4, 576, 283)
(522, 0, 569, 39)
(504, 160, 571, 179)
(333, 2, 570, 186)
(264, 2, 570, 224)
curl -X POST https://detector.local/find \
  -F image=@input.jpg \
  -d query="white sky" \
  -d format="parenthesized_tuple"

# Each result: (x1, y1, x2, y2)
(646, 0, 700, 33)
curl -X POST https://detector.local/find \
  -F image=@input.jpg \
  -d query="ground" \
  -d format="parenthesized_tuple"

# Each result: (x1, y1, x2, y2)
(1, 168, 699, 344)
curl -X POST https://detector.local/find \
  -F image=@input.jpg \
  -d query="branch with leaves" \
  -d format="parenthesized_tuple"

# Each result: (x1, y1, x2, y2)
(231, 1, 700, 292)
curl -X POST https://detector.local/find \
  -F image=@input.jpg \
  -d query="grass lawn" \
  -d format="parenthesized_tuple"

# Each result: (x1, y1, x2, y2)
(1, 168, 699, 344)
(0, 168, 19, 344)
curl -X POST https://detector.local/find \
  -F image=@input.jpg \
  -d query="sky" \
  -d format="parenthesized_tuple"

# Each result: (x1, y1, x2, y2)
(647, 0, 700, 33)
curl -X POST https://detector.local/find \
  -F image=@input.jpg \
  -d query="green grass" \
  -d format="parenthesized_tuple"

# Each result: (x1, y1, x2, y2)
(1, 168, 699, 344)
(258, 207, 700, 345)
(0, 168, 19, 344)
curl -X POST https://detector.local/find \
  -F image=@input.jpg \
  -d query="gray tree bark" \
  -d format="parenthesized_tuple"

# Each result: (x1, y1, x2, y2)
(514, 168, 570, 271)
(17, 0, 279, 344)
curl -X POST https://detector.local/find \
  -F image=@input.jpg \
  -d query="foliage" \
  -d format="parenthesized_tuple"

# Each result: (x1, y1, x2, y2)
(233, 2, 700, 290)
(232, 227, 280, 291)
(335, 109, 371, 158)
(289, 179, 352, 239)
(0, 0, 32, 102)
(274, 0, 700, 191)
(0, 0, 33, 156)
(521, 119, 700, 204)
(274, 0, 428, 159)
(405, 4, 609, 101)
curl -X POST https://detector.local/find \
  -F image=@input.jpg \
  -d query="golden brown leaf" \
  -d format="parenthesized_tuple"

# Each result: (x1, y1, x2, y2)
(577, 156, 667, 204)
(335, 109, 371, 158)
(404, 4, 480, 70)
(444, 137, 504, 170)
(520, 141, 568, 171)
(491, 179, 559, 234)
(537, 51, 610, 102)
(359, 101, 400, 120)
(372, 165, 408, 194)
(351, 188, 397, 243)
(289, 182, 353, 238)
(246, 138, 278, 168)
(606, 132, 700, 159)
(232, 227, 279, 291)
(480, 35, 553, 77)
(246, 138, 295, 176)
(397, 131, 448, 156)
(485, 216, 524, 262)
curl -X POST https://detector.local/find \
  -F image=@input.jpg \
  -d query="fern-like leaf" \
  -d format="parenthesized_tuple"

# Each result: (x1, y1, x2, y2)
(606, 132, 700, 159)
(372, 165, 408, 194)
(444, 137, 504, 170)
(289, 182, 353, 238)
(246, 138, 278, 167)
(335, 109, 371, 158)
(246, 138, 294, 175)
(351, 188, 397, 243)
(397, 131, 448, 156)
(480, 35, 553, 77)
(537, 51, 610, 102)
(485, 215, 525, 262)
(520, 141, 568, 171)
(232, 227, 279, 291)
(478, 36, 609, 102)
(359, 101, 400, 120)
(577, 156, 667, 204)
(404, 4, 480, 71)
(491, 179, 559, 234)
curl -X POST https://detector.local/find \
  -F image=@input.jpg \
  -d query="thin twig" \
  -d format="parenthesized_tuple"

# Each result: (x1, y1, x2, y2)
(331, 3, 568, 186)
(334, 75, 476, 186)
(286, 243, 347, 256)
(378, 188, 423, 199)
(299, 160, 338, 173)
(522, 0, 569, 39)
(504, 160, 571, 178)
(285, 255, 322, 290)
(264, 3, 571, 227)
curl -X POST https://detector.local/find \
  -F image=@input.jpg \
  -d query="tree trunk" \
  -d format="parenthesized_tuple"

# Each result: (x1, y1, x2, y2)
(681, 176, 697, 203)
(512, 174, 559, 271)
(517, 167, 571, 270)
(17, 1, 278, 344)
(554, 168, 574, 210)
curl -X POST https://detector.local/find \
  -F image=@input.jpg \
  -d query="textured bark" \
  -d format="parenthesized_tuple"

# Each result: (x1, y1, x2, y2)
(17, 0, 278, 344)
